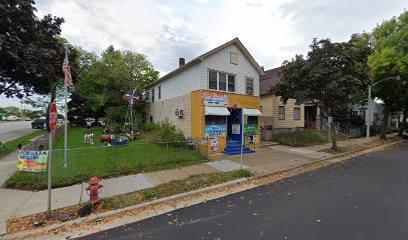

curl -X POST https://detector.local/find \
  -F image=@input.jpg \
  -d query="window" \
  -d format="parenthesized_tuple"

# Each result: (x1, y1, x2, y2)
(158, 86, 161, 100)
(246, 78, 254, 95)
(293, 107, 301, 120)
(278, 106, 285, 120)
(219, 73, 226, 91)
(208, 70, 235, 92)
(209, 70, 218, 90)
(151, 89, 155, 103)
(205, 116, 226, 125)
(228, 75, 235, 92)
(246, 116, 258, 124)
(230, 52, 238, 65)
(149, 116, 153, 122)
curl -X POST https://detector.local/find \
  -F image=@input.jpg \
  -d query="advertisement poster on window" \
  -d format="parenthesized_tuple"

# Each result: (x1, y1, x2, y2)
(245, 135, 254, 144)
(232, 124, 240, 134)
(16, 151, 48, 172)
(244, 124, 258, 134)
(253, 135, 259, 144)
(210, 138, 218, 152)
(205, 124, 226, 137)
(201, 92, 228, 106)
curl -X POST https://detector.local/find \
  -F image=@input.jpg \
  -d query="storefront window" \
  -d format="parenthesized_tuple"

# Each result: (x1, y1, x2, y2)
(205, 116, 226, 137)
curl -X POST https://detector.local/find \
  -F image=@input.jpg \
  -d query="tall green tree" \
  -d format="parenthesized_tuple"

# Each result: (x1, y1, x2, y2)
(272, 38, 368, 150)
(367, 10, 408, 139)
(77, 46, 159, 128)
(0, 0, 66, 97)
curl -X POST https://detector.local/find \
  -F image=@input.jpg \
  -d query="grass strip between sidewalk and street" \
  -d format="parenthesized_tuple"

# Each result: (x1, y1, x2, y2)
(6, 169, 253, 234)
(0, 129, 47, 160)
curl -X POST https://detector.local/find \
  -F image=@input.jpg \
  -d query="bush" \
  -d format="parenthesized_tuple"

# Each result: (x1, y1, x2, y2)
(272, 129, 329, 147)
(143, 120, 186, 143)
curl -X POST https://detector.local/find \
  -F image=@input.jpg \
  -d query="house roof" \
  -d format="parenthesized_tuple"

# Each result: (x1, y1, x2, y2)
(260, 67, 282, 95)
(146, 37, 264, 88)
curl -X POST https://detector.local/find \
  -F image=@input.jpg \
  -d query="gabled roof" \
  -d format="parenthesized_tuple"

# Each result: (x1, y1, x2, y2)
(147, 38, 264, 88)
(260, 67, 281, 95)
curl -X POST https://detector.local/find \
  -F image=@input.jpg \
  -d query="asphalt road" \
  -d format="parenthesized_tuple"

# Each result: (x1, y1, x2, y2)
(0, 121, 35, 142)
(81, 142, 408, 240)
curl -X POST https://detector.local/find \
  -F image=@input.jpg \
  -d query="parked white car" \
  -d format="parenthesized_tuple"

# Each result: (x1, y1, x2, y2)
(5, 115, 22, 121)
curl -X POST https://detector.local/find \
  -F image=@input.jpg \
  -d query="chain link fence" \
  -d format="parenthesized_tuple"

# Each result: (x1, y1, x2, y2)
(50, 140, 205, 188)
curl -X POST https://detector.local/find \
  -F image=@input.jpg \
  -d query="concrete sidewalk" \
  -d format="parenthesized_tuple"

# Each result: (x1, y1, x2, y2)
(0, 133, 398, 235)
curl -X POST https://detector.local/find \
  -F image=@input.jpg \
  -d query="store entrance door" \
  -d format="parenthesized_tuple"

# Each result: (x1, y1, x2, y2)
(227, 108, 242, 143)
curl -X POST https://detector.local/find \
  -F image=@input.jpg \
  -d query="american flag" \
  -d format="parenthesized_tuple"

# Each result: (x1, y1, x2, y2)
(62, 51, 73, 87)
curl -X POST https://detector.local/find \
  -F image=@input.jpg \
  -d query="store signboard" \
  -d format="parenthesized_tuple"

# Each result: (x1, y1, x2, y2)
(202, 92, 228, 106)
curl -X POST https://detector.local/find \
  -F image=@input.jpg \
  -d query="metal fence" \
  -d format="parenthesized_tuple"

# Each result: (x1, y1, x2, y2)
(50, 140, 205, 186)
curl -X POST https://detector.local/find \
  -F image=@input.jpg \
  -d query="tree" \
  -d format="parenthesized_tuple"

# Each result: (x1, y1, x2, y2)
(0, 0, 66, 97)
(272, 38, 368, 150)
(367, 11, 408, 139)
(76, 46, 159, 128)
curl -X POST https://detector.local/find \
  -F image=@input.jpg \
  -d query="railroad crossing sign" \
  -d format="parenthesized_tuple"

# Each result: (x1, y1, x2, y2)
(49, 102, 58, 132)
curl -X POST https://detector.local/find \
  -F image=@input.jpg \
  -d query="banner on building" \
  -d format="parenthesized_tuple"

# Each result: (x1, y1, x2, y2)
(205, 124, 226, 137)
(17, 151, 48, 172)
(244, 124, 258, 134)
(201, 92, 228, 106)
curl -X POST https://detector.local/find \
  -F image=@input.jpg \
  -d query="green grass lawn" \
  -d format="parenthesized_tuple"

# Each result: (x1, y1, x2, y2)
(272, 129, 346, 147)
(0, 129, 47, 160)
(5, 127, 207, 190)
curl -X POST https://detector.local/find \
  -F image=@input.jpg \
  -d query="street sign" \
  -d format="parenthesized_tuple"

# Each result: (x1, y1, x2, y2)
(49, 103, 58, 132)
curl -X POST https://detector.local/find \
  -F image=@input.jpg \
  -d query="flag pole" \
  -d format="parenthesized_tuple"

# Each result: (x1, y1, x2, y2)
(63, 46, 68, 168)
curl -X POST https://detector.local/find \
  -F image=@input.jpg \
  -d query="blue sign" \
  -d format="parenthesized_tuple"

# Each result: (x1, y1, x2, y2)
(205, 124, 226, 137)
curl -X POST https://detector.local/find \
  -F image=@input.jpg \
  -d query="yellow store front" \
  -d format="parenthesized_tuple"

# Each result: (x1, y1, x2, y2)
(191, 90, 262, 155)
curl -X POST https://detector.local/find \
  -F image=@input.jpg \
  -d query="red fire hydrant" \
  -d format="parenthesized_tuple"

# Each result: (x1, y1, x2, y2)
(86, 177, 103, 204)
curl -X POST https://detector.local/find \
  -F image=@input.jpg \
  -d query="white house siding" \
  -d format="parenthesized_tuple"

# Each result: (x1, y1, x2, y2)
(147, 64, 201, 102)
(200, 44, 260, 96)
(146, 93, 192, 137)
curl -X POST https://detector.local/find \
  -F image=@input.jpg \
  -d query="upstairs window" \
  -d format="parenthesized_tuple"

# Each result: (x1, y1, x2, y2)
(208, 70, 235, 92)
(246, 78, 254, 95)
(151, 89, 155, 103)
(230, 52, 238, 65)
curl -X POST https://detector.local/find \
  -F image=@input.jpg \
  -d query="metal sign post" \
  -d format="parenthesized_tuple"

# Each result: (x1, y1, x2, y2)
(47, 102, 58, 216)
(240, 110, 245, 170)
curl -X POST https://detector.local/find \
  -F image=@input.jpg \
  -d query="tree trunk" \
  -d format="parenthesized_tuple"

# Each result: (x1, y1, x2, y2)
(330, 121, 338, 151)
(398, 106, 408, 136)
(380, 104, 391, 139)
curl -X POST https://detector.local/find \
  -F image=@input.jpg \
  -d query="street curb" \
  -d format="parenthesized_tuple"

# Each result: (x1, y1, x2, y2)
(2, 138, 404, 239)
(2, 178, 249, 239)
(250, 138, 404, 181)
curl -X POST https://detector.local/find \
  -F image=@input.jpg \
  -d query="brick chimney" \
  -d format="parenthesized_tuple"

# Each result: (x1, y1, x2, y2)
(179, 57, 185, 68)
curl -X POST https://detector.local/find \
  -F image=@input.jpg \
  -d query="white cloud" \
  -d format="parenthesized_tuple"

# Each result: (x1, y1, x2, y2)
(1, 0, 406, 107)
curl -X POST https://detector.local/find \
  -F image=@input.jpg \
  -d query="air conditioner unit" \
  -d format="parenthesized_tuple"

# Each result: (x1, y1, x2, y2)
(178, 109, 185, 118)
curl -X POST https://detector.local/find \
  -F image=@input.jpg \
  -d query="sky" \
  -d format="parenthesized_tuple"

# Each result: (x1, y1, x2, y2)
(1, 0, 407, 108)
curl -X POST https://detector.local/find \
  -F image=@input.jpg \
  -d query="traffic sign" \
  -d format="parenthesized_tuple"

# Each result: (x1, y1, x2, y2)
(49, 103, 58, 132)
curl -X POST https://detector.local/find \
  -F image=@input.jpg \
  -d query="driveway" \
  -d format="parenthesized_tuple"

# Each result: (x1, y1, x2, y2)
(0, 121, 36, 142)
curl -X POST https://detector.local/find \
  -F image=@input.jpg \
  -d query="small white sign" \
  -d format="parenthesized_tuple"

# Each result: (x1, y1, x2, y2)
(232, 124, 240, 134)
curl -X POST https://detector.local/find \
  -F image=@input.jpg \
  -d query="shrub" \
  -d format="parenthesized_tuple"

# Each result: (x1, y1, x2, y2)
(143, 120, 186, 143)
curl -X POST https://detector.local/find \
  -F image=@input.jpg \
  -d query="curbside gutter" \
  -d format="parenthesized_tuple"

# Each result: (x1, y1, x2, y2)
(2, 138, 405, 239)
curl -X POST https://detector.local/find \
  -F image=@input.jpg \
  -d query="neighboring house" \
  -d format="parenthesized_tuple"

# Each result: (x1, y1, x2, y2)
(259, 67, 304, 140)
(145, 38, 264, 155)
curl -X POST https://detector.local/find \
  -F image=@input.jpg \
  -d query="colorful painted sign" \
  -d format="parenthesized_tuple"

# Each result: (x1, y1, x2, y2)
(232, 124, 240, 134)
(244, 124, 258, 134)
(210, 138, 218, 152)
(17, 151, 48, 172)
(205, 124, 226, 137)
(201, 92, 228, 106)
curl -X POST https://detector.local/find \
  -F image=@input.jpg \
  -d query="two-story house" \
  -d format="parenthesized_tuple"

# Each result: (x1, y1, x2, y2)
(145, 38, 264, 155)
